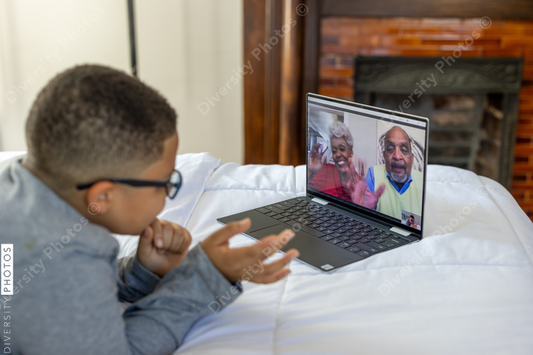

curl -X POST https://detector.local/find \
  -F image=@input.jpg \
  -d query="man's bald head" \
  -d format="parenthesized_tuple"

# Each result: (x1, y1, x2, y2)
(385, 126, 409, 144)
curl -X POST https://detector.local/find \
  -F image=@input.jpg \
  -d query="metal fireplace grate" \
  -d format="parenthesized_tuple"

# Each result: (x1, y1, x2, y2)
(354, 56, 523, 189)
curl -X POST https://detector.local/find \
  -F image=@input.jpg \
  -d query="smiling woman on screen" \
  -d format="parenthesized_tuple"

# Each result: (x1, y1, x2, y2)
(308, 121, 385, 209)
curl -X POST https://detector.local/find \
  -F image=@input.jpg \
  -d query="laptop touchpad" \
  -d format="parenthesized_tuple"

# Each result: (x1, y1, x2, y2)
(249, 224, 364, 270)
(218, 210, 280, 233)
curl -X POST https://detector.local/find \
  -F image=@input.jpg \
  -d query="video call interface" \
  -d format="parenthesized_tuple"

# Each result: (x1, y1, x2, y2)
(307, 99, 427, 231)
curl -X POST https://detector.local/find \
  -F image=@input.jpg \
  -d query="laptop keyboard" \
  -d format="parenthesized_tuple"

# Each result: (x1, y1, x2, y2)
(255, 197, 418, 259)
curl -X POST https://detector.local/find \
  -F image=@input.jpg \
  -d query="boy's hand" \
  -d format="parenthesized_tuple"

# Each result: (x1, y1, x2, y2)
(137, 219, 192, 278)
(201, 218, 299, 284)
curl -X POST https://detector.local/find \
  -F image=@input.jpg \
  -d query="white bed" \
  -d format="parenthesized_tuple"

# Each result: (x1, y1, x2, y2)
(3, 152, 532, 355)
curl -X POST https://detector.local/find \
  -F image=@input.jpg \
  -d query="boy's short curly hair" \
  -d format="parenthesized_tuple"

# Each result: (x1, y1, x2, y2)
(25, 64, 177, 186)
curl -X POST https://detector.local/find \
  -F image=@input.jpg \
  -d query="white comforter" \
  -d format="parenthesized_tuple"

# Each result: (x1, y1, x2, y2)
(3, 152, 532, 354)
(166, 153, 533, 355)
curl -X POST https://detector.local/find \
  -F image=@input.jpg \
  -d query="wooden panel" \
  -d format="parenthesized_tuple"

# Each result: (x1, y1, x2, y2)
(322, 0, 533, 20)
(302, 0, 320, 96)
(301, 0, 321, 136)
(243, 0, 315, 166)
(243, 0, 266, 164)
(264, 0, 283, 164)
(279, 0, 303, 166)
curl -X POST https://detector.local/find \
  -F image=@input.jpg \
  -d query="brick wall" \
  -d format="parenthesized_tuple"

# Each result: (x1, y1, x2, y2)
(319, 18, 533, 222)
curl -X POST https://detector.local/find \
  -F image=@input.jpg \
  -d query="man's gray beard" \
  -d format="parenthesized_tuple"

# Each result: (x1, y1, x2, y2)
(391, 172, 408, 184)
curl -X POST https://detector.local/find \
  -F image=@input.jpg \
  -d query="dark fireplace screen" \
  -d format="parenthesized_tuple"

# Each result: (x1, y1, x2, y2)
(354, 57, 522, 190)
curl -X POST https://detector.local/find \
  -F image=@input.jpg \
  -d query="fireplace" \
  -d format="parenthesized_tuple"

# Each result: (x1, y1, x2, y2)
(315, 16, 533, 220)
(353, 56, 523, 189)
(242, 4, 533, 221)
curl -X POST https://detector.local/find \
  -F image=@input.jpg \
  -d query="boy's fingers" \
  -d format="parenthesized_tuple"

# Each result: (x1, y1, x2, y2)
(152, 220, 164, 248)
(261, 249, 299, 275)
(137, 226, 154, 257)
(204, 218, 251, 247)
(225, 229, 295, 266)
(255, 229, 296, 261)
(141, 226, 154, 241)
(155, 222, 172, 250)
(169, 224, 191, 254)
(255, 268, 291, 284)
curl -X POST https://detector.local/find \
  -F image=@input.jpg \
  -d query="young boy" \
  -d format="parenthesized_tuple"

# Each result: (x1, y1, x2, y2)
(0, 65, 299, 354)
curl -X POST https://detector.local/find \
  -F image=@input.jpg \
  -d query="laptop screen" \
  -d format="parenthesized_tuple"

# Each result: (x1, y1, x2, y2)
(306, 94, 428, 234)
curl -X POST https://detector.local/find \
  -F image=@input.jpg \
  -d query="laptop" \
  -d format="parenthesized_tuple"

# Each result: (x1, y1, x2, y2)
(218, 93, 429, 272)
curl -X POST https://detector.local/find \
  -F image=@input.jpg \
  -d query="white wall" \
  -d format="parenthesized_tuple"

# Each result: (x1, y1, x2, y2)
(0, 0, 243, 164)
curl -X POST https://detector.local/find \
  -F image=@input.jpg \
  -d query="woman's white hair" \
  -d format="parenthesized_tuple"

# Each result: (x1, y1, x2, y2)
(329, 120, 353, 148)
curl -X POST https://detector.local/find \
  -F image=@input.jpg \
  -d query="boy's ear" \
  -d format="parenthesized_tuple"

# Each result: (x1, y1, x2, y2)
(85, 181, 115, 215)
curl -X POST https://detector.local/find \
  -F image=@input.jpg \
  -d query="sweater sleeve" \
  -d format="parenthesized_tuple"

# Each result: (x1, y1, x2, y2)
(16, 243, 241, 355)
(117, 255, 161, 302)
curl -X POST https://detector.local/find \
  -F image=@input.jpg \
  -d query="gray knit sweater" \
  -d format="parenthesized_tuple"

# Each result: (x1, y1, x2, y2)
(0, 157, 241, 354)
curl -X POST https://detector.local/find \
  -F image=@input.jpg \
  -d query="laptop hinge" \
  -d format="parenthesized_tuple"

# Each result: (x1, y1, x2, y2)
(389, 226, 411, 236)
(311, 197, 329, 205)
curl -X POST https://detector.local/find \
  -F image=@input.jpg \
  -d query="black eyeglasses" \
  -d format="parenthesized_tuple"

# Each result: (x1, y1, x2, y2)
(76, 169, 183, 199)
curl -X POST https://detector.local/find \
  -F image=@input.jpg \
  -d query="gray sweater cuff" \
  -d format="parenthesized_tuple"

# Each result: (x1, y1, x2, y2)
(117, 255, 161, 302)
(131, 255, 161, 291)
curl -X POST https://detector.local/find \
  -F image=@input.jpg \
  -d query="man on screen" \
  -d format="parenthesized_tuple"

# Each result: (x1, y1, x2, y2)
(366, 126, 423, 221)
